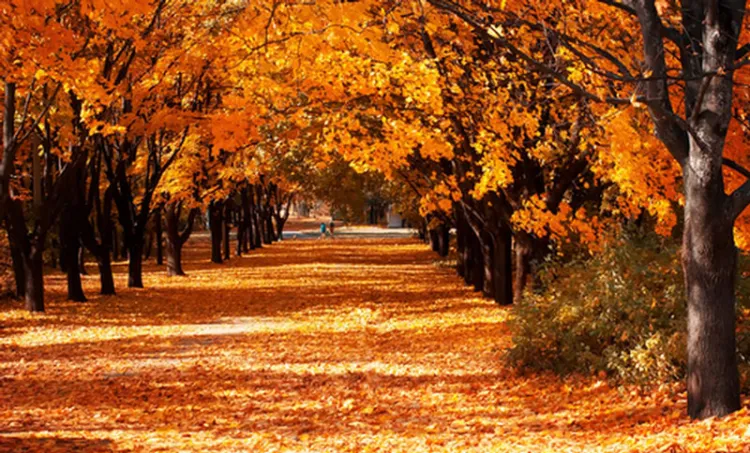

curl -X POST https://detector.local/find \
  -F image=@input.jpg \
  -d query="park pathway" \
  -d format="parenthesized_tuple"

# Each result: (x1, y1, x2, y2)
(0, 235, 748, 452)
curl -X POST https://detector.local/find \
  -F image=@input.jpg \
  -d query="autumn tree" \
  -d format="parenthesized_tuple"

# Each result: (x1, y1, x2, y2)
(421, 0, 750, 419)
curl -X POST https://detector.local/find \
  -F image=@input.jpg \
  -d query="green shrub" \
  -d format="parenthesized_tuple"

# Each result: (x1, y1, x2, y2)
(506, 232, 750, 388)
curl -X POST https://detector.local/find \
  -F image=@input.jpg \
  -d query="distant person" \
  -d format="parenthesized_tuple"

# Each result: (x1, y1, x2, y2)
(329, 220, 335, 238)
(319, 222, 327, 239)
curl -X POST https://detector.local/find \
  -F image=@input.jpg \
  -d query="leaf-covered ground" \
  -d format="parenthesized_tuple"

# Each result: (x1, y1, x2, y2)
(1, 236, 749, 452)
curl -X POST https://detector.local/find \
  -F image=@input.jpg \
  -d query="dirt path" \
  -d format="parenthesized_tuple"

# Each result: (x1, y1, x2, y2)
(0, 237, 748, 452)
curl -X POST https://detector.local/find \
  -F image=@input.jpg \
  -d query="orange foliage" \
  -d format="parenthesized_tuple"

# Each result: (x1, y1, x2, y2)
(1, 235, 749, 452)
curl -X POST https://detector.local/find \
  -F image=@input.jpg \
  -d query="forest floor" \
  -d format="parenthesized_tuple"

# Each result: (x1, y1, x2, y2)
(1, 234, 749, 452)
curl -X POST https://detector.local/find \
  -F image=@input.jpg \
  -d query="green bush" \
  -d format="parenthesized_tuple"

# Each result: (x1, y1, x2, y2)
(506, 232, 750, 388)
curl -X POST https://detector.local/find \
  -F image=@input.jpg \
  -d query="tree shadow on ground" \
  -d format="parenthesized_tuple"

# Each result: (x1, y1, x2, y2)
(0, 435, 122, 452)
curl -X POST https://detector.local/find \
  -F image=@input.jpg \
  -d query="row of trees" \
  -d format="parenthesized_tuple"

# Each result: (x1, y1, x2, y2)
(0, 0, 307, 310)
(2, 0, 750, 420)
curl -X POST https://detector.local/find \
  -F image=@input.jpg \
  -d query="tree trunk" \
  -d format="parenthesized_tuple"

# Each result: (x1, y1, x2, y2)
(223, 202, 231, 260)
(455, 212, 467, 279)
(683, 176, 740, 419)
(164, 204, 197, 277)
(209, 201, 223, 264)
(265, 214, 274, 243)
(492, 225, 513, 306)
(23, 251, 44, 312)
(78, 247, 88, 275)
(120, 234, 128, 261)
(128, 240, 144, 288)
(9, 238, 25, 299)
(437, 224, 450, 257)
(236, 207, 244, 256)
(253, 207, 262, 249)
(66, 248, 86, 302)
(65, 240, 86, 302)
(155, 208, 163, 265)
(60, 209, 86, 302)
(470, 233, 484, 292)
(165, 205, 184, 276)
(429, 228, 440, 253)
(144, 230, 153, 260)
(112, 225, 120, 262)
(513, 234, 532, 303)
(243, 186, 257, 250)
(96, 187, 116, 295)
(275, 215, 286, 240)
(257, 209, 266, 245)
(98, 253, 115, 295)
(167, 238, 184, 276)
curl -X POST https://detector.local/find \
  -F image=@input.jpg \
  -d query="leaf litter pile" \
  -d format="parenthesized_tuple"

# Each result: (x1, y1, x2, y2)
(1, 236, 749, 452)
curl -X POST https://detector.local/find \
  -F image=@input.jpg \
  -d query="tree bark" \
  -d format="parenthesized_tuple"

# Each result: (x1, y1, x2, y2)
(265, 213, 274, 243)
(155, 208, 163, 265)
(492, 225, 513, 306)
(165, 207, 185, 277)
(23, 251, 44, 312)
(236, 207, 244, 256)
(429, 228, 440, 253)
(78, 247, 88, 275)
(683, 175, 740, 419)
(437, 223, 450, 257)
(223, 202, 231, 260)
(98, 253, 115, 295)
(209, 201, 223, 264)
(253, 204, 262, 249)
(466, 225, 483, 292)
(144, 230, 153, 260)
(8, 232, 25, 299)
(165, 204, 197, 277)
(66, 247, 87, 302)
(128, 239, 144, 288)
(60, 211, 86, 302)
(513, 234, 532, 303)
(112, 225, 120, 262)
(276, 216, 286, 240)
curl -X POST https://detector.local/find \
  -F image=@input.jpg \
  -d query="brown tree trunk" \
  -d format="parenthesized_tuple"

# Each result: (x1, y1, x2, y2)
(437, 224, 450, 257)
(112, 225, 120, 262)
(9, 234, 25, 299)
(120, 234, 128, 261)
(61, 212, 86, 302)
(155, 208, 163, 265)
(275, 216, 286, 240)
(144, 230, 153, 260)
(683, 175, 740, 419)
(265, 213, 274, 243)
(166, 235, 184, 276)
(23, 250, 44, 312)
(429, 228, 440, 253)
(78, 247, 88, 275)
(253, 207, 262, 249)
(467, 227, 483, 292)
(244, 186, 259, 250)
(454, 211, 467, 279)
(164, 204, 197, 277)
(128, 239, 144, 288)
(492, 225, 513, 306)
(513, 234, 532, 303)
(67, 247, 86, 302)
(209, 201, 223, 264)
(223, 202, 231, 260)
(95, 186, 116, 295)
(98, 253, 115, 295)
(236, 207, 244, 256)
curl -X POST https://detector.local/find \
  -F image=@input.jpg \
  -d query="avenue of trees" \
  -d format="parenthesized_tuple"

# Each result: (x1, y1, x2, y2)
(2, 0, 750, 420)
